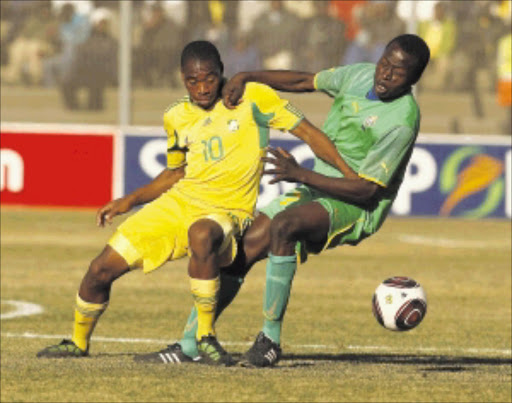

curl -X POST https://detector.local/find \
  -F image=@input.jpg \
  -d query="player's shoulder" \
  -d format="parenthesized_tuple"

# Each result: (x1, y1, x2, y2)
(383, 93, 420, 133)
(345, 62, 376, 80)
(243, 82, 279, 101)
(163, 95, 191, 117)
(395, 92, 420, 118)
(322, 62, 375, 76)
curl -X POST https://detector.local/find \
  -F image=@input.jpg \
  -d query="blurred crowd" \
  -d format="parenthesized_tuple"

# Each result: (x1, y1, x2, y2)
(1, 0, 510, 128)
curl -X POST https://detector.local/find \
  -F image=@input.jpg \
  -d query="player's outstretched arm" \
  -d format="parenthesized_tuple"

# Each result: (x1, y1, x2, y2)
(290, 118, 358, 179)
(263, 147, 378, 205)
(96, 167, 185, 227)
(223, 71, 316, 108)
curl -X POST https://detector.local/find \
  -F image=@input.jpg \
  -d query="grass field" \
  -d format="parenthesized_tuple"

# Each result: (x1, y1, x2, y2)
(1, 208, 511, 402)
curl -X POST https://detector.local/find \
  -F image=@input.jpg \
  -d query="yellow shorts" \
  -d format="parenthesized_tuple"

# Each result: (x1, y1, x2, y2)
(108, 191, 252, 273)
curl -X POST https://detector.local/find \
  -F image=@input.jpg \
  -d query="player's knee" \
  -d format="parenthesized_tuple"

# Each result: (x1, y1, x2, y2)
(188, 221, 223, 257)
(87, 254, 124, 287)
(270, 213, 300, 242)
(244, 226, 270, 266)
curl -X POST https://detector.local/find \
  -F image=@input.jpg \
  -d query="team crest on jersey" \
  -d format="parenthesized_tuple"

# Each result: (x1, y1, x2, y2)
(228, 119, 239, 132)
(362, 115, 378, 129)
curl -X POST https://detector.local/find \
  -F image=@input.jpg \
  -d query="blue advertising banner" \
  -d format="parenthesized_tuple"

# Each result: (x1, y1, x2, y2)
(123, 131, 511, 219)
(124, 134, 167, 196)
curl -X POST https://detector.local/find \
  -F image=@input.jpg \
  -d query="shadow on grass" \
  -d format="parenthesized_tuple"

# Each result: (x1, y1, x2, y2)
(281, 352, 512, 369)
(92, 352, 511, 372)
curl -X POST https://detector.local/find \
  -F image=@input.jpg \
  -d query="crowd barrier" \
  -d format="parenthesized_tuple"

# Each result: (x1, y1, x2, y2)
(1, 123, 510, 219)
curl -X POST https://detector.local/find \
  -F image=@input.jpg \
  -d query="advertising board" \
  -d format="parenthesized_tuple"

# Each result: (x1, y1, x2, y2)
(2, 123, 509, 219)
(123, 131, 511, 219)
(1, 127, 114, 207)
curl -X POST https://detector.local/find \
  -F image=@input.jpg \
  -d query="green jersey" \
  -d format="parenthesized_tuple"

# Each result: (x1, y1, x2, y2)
(314, 63, 419, 193)
(314, 63, 420, 188)
(262, 63, 421, 249)
(312, 63, 420, 234)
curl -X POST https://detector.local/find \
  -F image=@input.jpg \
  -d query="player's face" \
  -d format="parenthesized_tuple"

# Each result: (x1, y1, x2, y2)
(374, 44, 416, 100)
(182, 58, 222, 110)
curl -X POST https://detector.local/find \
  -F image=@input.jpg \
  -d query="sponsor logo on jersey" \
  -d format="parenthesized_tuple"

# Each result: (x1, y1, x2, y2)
(362, 115, 378, 129)
(228, 119, 239, 132)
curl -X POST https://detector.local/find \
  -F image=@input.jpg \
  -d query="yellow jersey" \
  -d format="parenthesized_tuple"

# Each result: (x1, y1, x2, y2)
(163, 82, 304, 217)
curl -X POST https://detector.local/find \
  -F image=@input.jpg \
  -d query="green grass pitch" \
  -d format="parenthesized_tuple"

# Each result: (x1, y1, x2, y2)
(1, 208, 511, 402)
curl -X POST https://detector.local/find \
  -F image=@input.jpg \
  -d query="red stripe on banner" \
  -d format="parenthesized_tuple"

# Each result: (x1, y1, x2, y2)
(1, 132, 114, 208)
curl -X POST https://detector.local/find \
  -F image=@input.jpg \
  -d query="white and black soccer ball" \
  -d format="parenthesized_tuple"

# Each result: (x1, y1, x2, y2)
(372, 276, 427, 331)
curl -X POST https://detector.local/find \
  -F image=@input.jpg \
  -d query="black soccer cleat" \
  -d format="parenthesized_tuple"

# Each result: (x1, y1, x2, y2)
(133, 343, 201, 364)
(240, 331, 282, 368)
(36, 339, 88, 358)
(196, 335, 235, 366)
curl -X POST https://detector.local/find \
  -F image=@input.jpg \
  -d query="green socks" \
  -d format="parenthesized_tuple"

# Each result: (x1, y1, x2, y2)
(180, 273, 244, 358)
(179, 253, 296, 356)
(262, 253, 297, 345)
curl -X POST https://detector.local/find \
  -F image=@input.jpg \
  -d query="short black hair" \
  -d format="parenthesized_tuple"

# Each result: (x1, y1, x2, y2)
(180, 40, 223, 73)
(386, 34, 430, 85)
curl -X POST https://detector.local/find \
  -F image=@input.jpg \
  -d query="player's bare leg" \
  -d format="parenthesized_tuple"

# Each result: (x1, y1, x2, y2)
(37, 246, 130, 358)
(187, 219, 234, 366)
(176, 213, 271, 360)
(242, 202, 330, 367)
(79, 246, 131, 303)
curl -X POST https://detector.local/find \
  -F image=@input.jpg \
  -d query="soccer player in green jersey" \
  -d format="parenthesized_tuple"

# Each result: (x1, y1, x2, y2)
(168, 34, 431, 367)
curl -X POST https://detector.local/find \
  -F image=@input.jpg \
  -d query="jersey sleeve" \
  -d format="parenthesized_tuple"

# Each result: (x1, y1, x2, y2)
(314, 66, 351, 97)
(245, 83, 304, 132)
(358, 126, 415, 187)
(163, 112, 186, 169)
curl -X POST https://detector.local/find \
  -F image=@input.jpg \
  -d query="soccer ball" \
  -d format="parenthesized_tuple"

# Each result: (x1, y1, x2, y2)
(372, 276, 427, 331)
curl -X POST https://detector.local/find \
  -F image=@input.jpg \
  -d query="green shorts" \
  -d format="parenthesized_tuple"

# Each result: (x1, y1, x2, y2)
(260, 185, 373, 260)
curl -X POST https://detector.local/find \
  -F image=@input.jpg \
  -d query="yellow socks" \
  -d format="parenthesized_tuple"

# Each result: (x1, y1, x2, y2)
(190, 276, 220, 340)
(71, 294, 108, 352)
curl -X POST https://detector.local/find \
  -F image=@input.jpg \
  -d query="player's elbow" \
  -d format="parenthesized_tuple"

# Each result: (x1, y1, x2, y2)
(296, 77, 316, 92)
(353, 181, 379, 204)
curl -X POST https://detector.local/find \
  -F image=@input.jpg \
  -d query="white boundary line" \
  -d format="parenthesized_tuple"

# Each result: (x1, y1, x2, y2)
(0, 301, 44, 320)
(1, 332, 510, 357)
(397, 234, 511, 249)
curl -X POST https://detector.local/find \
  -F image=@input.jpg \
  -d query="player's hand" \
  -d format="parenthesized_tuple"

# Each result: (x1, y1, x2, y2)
(96, 198, 132, 227)
(222, 73, 246, 109)
(262, 147, 304, 184)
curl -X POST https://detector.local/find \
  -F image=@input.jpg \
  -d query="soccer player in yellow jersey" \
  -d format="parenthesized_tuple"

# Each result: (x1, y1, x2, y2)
(37, 40, 353, 365)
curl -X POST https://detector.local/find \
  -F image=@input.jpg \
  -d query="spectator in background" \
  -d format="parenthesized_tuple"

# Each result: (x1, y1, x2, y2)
(42, 2, 90, 87)
(483, 0, 511, 91)
(223, 33, 261, 78)
(248, 0, 301, 70)
(342, 1, 405, 65)
(496, 22, 511, 134)
(91, 0, 120, 39)
(184, 0, 239, 56)
(134, 2, 183, 88)
(0, 0, 41, 58)
(184, 0, 239, 40)
(448, 1, 485, 93)
(329, 0, 366, 44)
(299, 0, 346, 72)
(60, 8, 117, 111)
(2, 2, 60, 86)
(418, 1, 456, 91)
